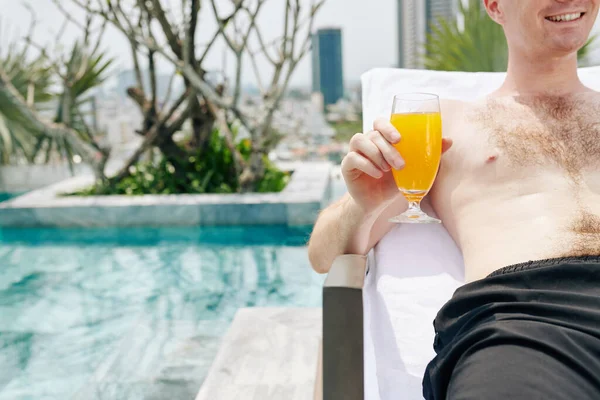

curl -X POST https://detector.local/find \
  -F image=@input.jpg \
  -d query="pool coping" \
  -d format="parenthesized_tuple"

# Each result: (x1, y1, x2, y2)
(195, 307, 322, 400)
(0, 161, 332, 228)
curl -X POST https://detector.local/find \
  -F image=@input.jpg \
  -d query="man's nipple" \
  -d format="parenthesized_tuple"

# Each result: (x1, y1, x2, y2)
(485, 151, 499, 164)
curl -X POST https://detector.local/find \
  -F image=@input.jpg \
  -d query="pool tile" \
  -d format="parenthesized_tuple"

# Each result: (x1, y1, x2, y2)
(0, 374, 90, 400)
(0, 208, 37, 228)
(286, 202, 322, 226)
(71, 381, 200, 400)
(70, 319, 224, 399)
(199, 203, 287, 225)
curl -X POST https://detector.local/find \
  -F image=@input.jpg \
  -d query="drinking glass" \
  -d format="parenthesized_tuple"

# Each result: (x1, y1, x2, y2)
(388, 93, 442, 224)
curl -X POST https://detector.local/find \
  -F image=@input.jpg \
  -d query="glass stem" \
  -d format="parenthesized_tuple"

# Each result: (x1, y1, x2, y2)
(407, 200, 422, 213)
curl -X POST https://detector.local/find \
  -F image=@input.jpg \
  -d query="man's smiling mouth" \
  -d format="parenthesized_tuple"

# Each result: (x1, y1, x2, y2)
(546, 12, 585, 22)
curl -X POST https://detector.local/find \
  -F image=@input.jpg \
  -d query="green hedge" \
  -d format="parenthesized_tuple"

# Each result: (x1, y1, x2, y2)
(71, 130, 290, 196)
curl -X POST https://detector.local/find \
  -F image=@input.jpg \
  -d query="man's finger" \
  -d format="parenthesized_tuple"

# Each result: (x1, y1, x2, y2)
(442, 138, 453, 154)
(341, 152, 384, 179)
(373, 118, 401, 144)
(371, 133, 404, 170)
(349, 133, 390, 171)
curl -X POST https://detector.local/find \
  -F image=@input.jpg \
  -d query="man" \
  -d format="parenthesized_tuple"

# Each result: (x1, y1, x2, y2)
(308, 0, 600, 399)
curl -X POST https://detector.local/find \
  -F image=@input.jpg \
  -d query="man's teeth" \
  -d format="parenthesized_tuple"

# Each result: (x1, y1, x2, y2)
(547, 13, 583, 22)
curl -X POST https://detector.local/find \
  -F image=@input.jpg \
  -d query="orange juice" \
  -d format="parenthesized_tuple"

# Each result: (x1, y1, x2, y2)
(390, 112, 442, 201)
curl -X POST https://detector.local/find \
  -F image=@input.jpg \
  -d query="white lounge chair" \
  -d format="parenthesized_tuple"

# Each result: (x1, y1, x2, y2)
(321, 65, 600, 400)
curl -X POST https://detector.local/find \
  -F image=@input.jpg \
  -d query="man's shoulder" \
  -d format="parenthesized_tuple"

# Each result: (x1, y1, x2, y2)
(439, 98, 472, 125)
(439, 98, 478, 114)
(440, 98, 465, 109)
(578, 89, 600, 102)
(438, 98, 483, 139)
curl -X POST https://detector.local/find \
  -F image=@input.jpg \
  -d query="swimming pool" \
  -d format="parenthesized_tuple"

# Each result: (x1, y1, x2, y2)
(0, 225, 323, 399)
(0, 193, 22, 203)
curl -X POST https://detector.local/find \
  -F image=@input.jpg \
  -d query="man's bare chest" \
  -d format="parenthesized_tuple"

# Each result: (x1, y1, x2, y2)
(451, 95, 600, 179)
(432, 94, 600, 262)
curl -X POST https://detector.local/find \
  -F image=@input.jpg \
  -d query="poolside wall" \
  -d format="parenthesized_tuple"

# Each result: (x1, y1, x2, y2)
(0, 162, 332, 228)
(0, 164, 92, 192)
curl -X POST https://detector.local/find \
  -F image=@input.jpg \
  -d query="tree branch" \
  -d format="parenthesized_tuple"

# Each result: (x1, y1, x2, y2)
(257, 0, 325, 145)
(50, 0, 92, 32)
(281, 0, 292, 59)
(189, 0, 199, 67)
(148, 49, 158, 108)
(112, 89, 190, 181)
(166, 106, 191, 135)
(249, 27, 280, 65)
(129, 39, 145, 94)
(248, 46, 265, 96)
(149, 0, 183, 59)
(198, 28, 221, 65)
(230, 1, 265, 108)
(163, 70, 178, 106)
(210, 0, 244, 52)
(90, 19, 108, 56)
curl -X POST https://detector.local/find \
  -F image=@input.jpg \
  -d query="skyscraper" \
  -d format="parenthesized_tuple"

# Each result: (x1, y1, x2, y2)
(312, 28, 344, 108)
(425, 0, 458, 34)
(397, 0, 457, 69)
(397, 0, 425, 69)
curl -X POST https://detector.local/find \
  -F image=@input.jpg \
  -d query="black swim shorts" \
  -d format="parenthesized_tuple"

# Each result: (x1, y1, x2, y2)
(423, 256, 600, 400)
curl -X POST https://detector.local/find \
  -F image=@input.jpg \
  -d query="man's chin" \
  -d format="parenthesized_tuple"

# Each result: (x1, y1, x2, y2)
(545, 39, 589, 57)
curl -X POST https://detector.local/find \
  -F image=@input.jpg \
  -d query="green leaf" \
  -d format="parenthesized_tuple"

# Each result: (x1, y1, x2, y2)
(0, 115, 13, 161)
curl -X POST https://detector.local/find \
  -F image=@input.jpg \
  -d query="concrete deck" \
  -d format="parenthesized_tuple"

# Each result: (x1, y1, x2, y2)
(196, 308, 322, 400)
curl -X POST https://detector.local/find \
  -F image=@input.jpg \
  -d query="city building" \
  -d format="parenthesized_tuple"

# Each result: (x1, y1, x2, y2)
(311, 28, 344, 108)
(425, 0, 458, 34)
(397, 0, 458, 69)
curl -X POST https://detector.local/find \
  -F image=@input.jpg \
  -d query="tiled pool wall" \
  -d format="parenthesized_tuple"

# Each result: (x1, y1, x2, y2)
(0, 162, 333, 228)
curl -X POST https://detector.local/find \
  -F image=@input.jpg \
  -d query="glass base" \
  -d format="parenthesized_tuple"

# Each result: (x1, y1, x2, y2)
(389, 200, 441, 224)
(388, 212, 441, 224)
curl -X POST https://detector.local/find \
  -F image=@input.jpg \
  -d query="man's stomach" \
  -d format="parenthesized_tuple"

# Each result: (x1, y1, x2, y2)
(444, 174, 600, 283)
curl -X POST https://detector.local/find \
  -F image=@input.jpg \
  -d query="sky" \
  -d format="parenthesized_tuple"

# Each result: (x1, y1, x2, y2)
(1, 0, 600, 88)
(1, 0, 399, 88)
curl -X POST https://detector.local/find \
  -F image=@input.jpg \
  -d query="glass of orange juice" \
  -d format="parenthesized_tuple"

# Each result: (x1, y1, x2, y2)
(389, 93, 442, 224)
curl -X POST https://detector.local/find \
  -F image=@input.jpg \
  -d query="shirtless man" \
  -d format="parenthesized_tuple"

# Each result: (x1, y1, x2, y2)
(309, 0, 600, 399)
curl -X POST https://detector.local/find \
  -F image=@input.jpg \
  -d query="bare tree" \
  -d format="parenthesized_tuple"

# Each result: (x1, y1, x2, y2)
(66, 0, 325, 191)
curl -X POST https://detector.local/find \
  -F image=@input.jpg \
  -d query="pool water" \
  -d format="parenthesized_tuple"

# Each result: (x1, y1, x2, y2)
(0, 193, 21, 203)
(0, 225, 323, 400)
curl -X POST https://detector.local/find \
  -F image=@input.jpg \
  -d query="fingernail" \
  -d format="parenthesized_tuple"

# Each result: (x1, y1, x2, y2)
(393, 158, 404, 169)
(390, 132, 401, 143)
(382, 161, 391, 171)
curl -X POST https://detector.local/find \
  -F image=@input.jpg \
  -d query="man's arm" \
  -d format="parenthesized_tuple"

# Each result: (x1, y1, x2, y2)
(308, 193, 406, 274)
(308, 100, 457, 275)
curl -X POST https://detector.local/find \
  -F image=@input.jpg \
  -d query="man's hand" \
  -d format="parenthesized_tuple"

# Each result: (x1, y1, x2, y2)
(341, 117, 453, 214)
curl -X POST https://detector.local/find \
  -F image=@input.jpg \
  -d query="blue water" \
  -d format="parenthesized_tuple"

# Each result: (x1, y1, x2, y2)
(0, 225, 324, 399)
(0, 193, 21, 203)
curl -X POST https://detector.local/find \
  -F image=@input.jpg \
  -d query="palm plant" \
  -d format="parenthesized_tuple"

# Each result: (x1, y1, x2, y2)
(45, 42, 113, 169)
(0, 10, 112, 170)
(0, 46, 53, 164)
(423, 0, 596, 72)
